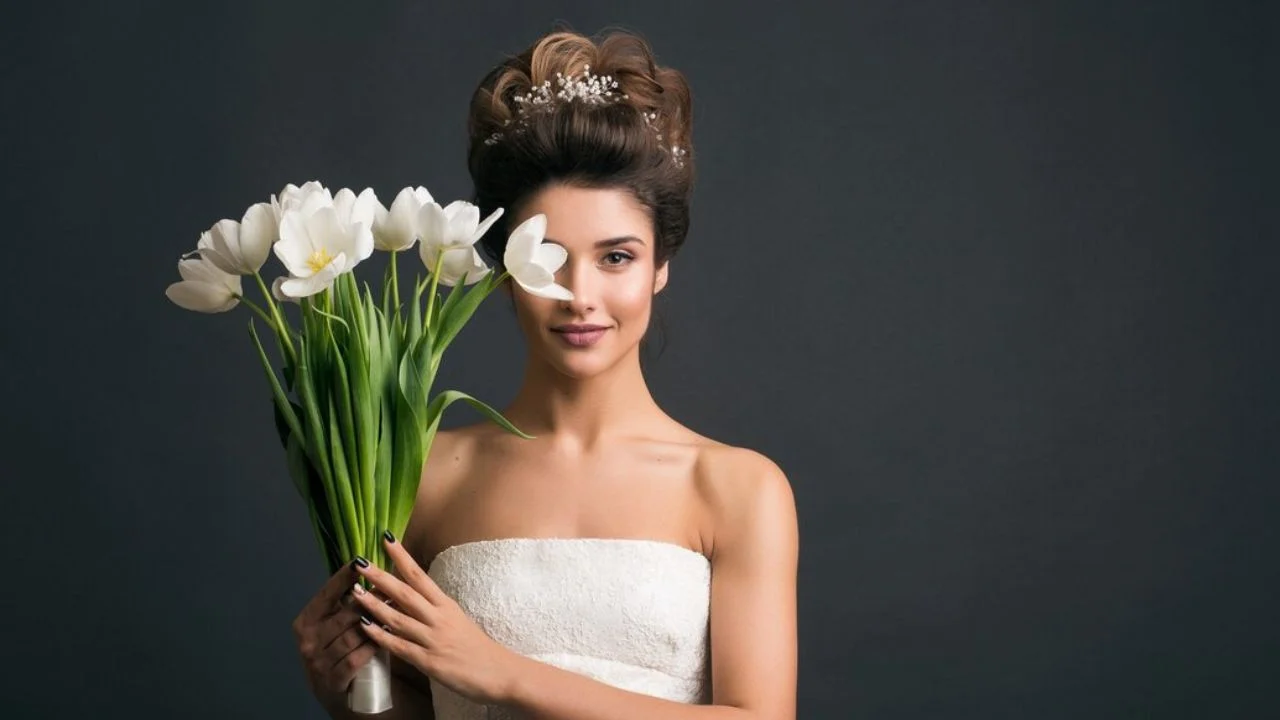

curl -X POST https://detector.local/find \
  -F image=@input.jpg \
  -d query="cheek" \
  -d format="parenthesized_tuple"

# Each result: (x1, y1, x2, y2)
(611, 277, 655, 319)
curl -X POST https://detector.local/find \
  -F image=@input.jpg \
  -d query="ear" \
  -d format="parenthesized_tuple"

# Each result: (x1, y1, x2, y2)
(654, 260, 669, 295)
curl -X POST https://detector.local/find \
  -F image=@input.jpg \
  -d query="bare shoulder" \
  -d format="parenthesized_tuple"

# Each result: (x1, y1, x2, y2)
(689, 439, 798, 560)
(400, 423, 486, 551)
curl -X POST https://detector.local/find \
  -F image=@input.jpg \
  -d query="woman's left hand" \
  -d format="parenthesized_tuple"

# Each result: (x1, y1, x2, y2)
(351, 532, 520, 706)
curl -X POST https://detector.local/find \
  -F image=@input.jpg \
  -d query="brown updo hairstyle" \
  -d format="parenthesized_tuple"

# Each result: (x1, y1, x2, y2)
(466, 28, 695, 275)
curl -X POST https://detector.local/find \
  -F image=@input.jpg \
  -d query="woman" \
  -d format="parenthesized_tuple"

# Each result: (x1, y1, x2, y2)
(293, 28, 799, 720)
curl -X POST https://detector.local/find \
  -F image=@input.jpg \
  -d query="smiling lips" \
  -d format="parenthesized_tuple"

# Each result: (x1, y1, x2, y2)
(551, 324, 609, 347)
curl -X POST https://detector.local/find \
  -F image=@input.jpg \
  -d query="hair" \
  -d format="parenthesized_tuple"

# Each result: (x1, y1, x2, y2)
(465, 27, 694, 362)
(466, 27, 695, 270)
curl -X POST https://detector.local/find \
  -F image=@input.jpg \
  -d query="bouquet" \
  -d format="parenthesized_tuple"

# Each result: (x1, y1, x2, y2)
(165, 181, 571, 713)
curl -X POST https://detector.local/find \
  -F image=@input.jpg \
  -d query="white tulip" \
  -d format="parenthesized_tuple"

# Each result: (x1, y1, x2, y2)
(272, 205, 373, 298)
(332, 187, 379, 234)
(502, 214, 574, 301)
(270, 181, 331, 223)
(270, 276, 300, 305)
(417, 200, 502, 286)
(196, 202, 276, 275)
(165, 232, 243, 312)
(372, 186, 434, 252)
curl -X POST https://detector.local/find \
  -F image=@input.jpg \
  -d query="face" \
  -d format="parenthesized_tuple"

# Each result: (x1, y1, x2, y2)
(505, 184, 669, 379)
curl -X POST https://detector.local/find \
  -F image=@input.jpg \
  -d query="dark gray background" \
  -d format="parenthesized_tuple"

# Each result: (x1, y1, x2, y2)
(1, 1, 1274, 717)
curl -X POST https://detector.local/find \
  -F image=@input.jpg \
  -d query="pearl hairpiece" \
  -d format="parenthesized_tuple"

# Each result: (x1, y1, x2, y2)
(483, 64, 688, 168)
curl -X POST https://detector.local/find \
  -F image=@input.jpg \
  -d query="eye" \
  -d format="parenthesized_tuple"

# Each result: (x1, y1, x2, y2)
(602, 250, 635, 267)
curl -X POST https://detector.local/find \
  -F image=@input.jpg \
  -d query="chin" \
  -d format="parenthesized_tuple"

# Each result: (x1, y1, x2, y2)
(544, 350, 613, 380)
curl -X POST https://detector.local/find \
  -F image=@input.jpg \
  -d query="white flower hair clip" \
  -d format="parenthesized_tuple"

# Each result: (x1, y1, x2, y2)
(483, 64, 688, 168)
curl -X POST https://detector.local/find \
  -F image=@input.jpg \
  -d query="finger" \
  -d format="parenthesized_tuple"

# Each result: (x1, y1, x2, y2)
(352, 559, 428, 617)
(323, 624, 368, 659)
(302, 562, 360, 623)
(326, 641, 380, 693)
(358, 614, 423, 668)
(353, 586, 429, 644)
(314, 606, 364, 648)
(381, 530, 451, 606)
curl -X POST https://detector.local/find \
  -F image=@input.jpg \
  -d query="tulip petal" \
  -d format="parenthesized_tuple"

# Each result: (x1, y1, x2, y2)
(275, 211, 317, 277)
(418, 202, 448, 252)
(510, 260, 554, 289)
(280, 254, 343, 298)
(437, 247, 480, 286)
(296, 188, 334, 218)
(441, 200, 471, 221)
(446, 203, 480, 247)
(349, 187, 379, 230)
(375, 187, 420, 251)
(271, 276, 300, 304)
(166, 280, 240, 313)
(239, 202, 276, 272)
(350, 221, 374, 265)
(207, 219, 245, 274)
(307, 206, 353, 260)
(532, 242, 567, 273)
(461, 250, 492, 285)
(177, 257, 241, 294)
(469, 207, 504, 245)
(504, 214, 546, 267)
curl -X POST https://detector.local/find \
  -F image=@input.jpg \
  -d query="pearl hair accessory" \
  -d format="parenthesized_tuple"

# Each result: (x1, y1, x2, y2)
(483, 64, 688, 168)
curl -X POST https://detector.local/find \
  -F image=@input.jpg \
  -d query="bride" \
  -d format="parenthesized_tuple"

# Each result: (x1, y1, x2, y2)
(293, 27, 799, 719)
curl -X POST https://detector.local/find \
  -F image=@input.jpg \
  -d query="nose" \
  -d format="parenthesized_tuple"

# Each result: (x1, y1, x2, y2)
(556, 256, 596, 314)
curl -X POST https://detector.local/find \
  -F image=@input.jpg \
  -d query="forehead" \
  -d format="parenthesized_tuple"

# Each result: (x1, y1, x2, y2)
(515, 185, 652, 246)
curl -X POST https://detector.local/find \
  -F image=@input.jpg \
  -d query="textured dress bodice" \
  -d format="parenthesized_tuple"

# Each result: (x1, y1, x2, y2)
(425, 537, 713, 719)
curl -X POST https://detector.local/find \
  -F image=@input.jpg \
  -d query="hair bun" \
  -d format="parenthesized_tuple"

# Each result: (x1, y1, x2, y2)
(469, 29, 693, 169)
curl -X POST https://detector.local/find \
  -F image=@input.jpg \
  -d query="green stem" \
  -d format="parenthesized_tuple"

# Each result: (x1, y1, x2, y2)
(390, 251, 400, 320)
(252, 273, 298, 367)
(424, 252, 445, 333)
(236, 295, 275, 329)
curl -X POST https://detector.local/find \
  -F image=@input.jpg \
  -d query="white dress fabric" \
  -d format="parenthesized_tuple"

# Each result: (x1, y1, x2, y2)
(425, 537, 713, 719)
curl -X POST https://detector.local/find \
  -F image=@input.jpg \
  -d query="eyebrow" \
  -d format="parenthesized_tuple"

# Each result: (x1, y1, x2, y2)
(543, 235, 647, 248)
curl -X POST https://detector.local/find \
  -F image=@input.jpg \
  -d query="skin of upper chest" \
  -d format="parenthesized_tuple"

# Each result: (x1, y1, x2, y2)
(405, 424, 722, 568)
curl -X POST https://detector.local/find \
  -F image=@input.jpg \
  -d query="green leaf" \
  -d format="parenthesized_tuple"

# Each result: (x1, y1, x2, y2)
(271, 397, 305, 454)
(408, 273, 423, 349)
(295, 340, 349, 562)
(433, 273, 500, 357)
(249, 319, 303, 443)
(289, 432, 342, 574)
(327, 392, 363, 559)
(375, 396, 394, 542)
(428, 389, 535, 439)
(326, 332, 362, 534)
(388, 376, 425, 538)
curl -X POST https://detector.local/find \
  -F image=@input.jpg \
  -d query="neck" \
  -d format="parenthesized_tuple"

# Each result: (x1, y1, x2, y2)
(504, 348, 660, 453)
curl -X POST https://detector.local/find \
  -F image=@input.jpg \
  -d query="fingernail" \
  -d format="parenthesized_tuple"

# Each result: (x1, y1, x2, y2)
(359, 614, 373, 626)
(352, 582, 367, 596)
(383, 529, 396, 544)
(352, 556, 369, 569)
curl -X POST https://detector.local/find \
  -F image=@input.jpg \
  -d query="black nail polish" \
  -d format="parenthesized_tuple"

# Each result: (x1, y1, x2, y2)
(360, 614, 373, 626)
(383, 529, 396, 544)
(352, 556, 369, 569)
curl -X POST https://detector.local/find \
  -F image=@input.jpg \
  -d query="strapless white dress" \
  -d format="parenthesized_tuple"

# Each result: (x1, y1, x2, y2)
(424, 537, 713, 719)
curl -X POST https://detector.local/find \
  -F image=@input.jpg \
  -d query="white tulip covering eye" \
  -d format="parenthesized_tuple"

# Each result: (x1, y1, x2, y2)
(503, 214, 573, 301)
